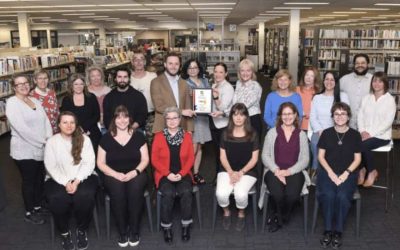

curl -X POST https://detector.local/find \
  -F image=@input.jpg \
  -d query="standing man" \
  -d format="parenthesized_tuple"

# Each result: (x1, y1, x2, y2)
(103, 67, 148, 130)
(150, 52, 194, 133)
(130, 51, 158, 140)
(340, 54, 373, 129)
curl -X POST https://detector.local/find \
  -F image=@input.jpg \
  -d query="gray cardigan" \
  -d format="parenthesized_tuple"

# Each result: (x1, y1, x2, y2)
(258, 127, 311, 208)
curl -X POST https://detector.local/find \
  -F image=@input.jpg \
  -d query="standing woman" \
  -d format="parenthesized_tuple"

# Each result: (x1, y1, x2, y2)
(30, 69, 60, 134)
(44, 111, 98, 250)
(309, 72, 349, 174)
(181, 59, 212, 184)
(210, 63, 234, 173)
(97, 105, 149, 247)
(216, 103, 259, 232)
(6, 74, 52, 224)
(86, 66, 111, 132)
(232, 59, 263, 137)
(61, 73, 101, 152)
(296, 66, 321, 131)
(259, 102, 309, 232)
(357, 72, 396, 187)
(317, 102, 362, 249)
(152, 107, 195, 244)
(264, 69, 303, 129)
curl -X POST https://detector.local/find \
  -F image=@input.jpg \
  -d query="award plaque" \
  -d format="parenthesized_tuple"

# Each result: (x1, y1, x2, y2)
(192, 88, 213, 114)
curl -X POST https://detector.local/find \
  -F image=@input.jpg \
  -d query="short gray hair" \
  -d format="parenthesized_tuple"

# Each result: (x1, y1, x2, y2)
(163, 106, 181, 119)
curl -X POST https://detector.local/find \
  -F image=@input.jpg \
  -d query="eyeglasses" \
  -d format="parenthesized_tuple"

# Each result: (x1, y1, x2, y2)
(333, 112, 348, 117)
(15, 82, 30, 88)
(188, 67, 199, 70)
(166, 117, 180, 121)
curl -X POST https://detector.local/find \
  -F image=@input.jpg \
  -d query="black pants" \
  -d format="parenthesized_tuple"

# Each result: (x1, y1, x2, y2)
(250, 114, 262, 140)
(104, 172, 148, 236)
(361, 137, 390, 172)
(159, 175, 193, 227)
(45, 175, 98, 234)
(14, 159, 45, 212)
(209, 118, 225, 174)
(265, 171, 305, 225)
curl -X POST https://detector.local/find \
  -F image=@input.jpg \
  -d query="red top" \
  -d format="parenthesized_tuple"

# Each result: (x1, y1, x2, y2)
(151, 131, 194, 188)
(30, 89, 59, 134)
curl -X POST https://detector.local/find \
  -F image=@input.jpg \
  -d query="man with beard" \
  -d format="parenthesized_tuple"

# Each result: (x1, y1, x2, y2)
(340, 54, 373, 129)
(150, 52, 194, 133)
(103, 67, 148, 130)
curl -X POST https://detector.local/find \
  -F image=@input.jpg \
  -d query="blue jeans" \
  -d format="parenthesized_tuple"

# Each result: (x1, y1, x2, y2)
(361, 137, 390, 173)
(317, 169, 357, 233)
(310, 132, 320, 170)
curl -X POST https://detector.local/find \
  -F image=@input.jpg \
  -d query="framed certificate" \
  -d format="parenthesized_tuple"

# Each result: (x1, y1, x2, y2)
(192, 88, 213, 114)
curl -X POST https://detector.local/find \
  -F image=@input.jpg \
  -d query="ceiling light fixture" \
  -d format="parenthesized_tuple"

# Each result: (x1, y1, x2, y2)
(375, 3, 400, 6)
(274, 7, 313, 10)
(351, 8, 389, 11)
(191, 2, 236, 5)
(284, 2, 329, 5)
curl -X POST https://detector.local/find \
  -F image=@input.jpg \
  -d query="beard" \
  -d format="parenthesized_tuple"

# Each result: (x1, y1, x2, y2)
(354, 67, 369, 76)
(165, 67, 179, 77)
(116, 81, 129, 90)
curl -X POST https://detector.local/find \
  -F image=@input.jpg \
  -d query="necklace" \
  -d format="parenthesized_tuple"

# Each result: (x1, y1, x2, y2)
(335, 130, 347, 145)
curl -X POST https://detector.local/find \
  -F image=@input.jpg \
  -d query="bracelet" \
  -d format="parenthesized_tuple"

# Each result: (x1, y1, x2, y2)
(134, 169, 141, 175)
(345, 169, 352, 174)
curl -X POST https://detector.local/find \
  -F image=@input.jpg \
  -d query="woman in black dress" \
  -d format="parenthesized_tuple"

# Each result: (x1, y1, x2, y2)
(61, 73, 101, 152)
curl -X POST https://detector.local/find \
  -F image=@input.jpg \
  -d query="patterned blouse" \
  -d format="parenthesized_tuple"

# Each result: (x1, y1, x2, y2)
(30, 88, 60, 134)
(233, 80, 262, 116)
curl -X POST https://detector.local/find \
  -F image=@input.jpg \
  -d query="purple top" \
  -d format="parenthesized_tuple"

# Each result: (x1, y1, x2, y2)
(274, 126, 300, 170)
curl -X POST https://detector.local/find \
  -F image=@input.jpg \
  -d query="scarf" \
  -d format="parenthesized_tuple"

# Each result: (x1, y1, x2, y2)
(163, 127, 184, 146)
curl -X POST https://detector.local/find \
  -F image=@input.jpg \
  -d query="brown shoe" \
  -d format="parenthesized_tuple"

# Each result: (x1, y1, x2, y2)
(363, 170, 378, 188)
(358, 167, 366, 185)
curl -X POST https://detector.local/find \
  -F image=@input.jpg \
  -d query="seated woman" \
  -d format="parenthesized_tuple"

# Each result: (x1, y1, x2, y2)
(317, 102, 362, 249)
(357, 71, 396, 187)
(97, 105, 149, 247)
(216, 103, 259, 232)
(259, 102, 309, 232)
(151, 107, 195, 244)
(44, 111, 98, 250)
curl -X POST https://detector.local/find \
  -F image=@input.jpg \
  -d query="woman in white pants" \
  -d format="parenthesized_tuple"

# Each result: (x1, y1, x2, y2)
(216, 103, 259, 232)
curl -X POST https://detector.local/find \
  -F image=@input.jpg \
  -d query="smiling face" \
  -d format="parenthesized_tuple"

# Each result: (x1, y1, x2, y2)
(333, 108, 349, 127)
(34, 73, 49, 91)
(165, 111, 181, 130)
(277, 75, 291, 91)
(281, 106, 296, 127)
(213, 65, 227, 84)
(239, 64, 253, 82)
(89, 69, 102, 86)
(187, 61, 200, 78)
(354, 56, 369, 76)
(132, 53, 146, 71)
(115, 70, 130, 90)
(372, 77, 385, 94)
(323, 72, 336, 92)
(303, 69, 315, 87)
(13, 76, 31, 97)
(58, 114, 76, 136)
(115, 113, 130, 131)
(72, 78, 85, 95)
(232, 111, 247, 127)
(164, 55, 180, 76)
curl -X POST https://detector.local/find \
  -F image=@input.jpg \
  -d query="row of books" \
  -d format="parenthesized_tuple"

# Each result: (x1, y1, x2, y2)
(40, 53, 74, 68)
(304, 39, 314, 46)
(0, 56, 39, 76)
(350, 40, 400, 49)
(319, 39, 349, 48)
(48, 68, 71, 82)
(319, 29, 349, 39)
(350, 30, 400, 39)
(318, 50, 341, 60)
(387, 62, 400, 76)
(389, 79, 400, 93)
(319, 60, 339, 70)
(0, 80, 13, 98)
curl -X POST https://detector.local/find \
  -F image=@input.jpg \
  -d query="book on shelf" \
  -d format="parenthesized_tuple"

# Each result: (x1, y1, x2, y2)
(319, 29, 349, 39)
(387, 62, 400, 76)
(0, 80, 12, 98)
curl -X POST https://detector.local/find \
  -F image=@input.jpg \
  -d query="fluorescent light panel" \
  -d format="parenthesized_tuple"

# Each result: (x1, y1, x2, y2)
(351, 8, 389, 11)
(284, 2, 329, 5)
(274, 7, 312, 9)
(191, 2, 236, 5)
(62, 13, 95, 16)
(375, 3, 400, 6)
(145, 3, 189, 6)
(194, 7, 233, 10)
(129, 12, 162, 15)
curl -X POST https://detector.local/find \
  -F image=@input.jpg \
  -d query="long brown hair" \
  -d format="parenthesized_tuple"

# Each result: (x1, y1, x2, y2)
(58, 111, 84, 165)
(108, 105, 135, 136)
(67, 73, 89, 97)
(298, 66, 321, 93)
(275, 102, 300, 128)
(225, 103, 254, 140)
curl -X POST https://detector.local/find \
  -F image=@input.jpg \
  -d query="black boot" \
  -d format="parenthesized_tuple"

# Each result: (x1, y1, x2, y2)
(181, 225, 191, 242)
(163, 228, 173, 245)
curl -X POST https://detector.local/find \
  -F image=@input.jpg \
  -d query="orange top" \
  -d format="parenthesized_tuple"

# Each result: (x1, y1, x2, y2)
(296, 86, 315, 130)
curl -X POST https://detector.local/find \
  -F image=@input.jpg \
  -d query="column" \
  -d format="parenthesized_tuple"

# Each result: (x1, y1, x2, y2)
(288, 9, 300, 84)
(98, 25, 106, 49)
(17, 13, 31, 48)
(46, 29, 52, 48)
(258, 22, 265, 70)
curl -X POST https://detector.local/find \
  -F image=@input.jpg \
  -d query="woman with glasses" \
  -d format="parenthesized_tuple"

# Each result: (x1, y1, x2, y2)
(357, 72, 396, 187)
(259, 102, 309, 233)
(6, 74, 52, 224)
(181, 59, 212, 184)
(30, 69, 60, 134)
(317, 102, 362, 249)
(151, 107, 195, 244)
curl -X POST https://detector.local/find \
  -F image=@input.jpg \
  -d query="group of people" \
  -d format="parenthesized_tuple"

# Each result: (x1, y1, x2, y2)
(5, 51, 395, 250)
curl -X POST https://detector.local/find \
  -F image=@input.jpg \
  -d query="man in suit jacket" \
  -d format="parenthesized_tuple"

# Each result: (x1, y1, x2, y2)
(151, 52, 194, 133)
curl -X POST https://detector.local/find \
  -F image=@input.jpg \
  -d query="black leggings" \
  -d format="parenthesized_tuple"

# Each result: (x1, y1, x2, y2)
(45, 175, 98, 234)
(104, 172, 148, 236)
(14, 159, 45, 212)
(265, 171, 304, 225)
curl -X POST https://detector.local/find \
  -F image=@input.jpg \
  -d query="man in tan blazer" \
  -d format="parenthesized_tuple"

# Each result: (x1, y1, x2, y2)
(150, 52, 194, 133)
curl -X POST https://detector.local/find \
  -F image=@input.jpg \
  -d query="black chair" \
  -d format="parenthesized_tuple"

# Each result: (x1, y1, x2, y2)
(156, 185, 202, 231)
(212, 185, 258, 232)
(311, 188, 361, 237)
(261, 189, 309, 239)
(105, 190, 153, 239)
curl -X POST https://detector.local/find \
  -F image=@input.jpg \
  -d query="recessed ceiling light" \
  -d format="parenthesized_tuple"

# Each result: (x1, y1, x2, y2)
(155, 8, 192, 10)
(284, 2, 329, 5)
(274, 7, 313, 10)
(62, 13, 95, 16)
(333, 11, 367, 14)
(191, 2, 236, 5)
(260, 13, 289, 16)
(375, 3, 400, 6)
(194, 7, 233, 10)
(351, 8, 389, 11)
(145, 3, 189, 6)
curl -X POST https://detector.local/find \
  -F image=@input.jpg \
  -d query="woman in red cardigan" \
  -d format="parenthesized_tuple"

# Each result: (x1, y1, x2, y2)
(151, 106, 194, 245)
